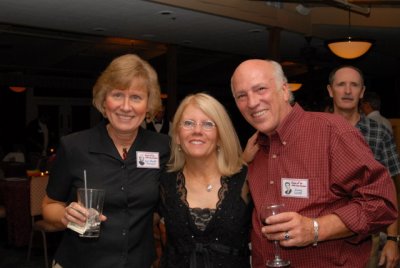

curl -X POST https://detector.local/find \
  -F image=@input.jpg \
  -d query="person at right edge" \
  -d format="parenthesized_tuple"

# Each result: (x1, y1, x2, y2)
(327, 65, 400, 268)
(232, 59, 398, 268)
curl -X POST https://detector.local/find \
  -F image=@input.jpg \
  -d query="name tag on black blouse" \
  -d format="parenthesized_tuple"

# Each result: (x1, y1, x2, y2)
(136, 151, 160, 169)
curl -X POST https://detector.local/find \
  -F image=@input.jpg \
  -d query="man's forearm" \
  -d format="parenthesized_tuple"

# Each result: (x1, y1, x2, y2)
(318, 214, 354, 242)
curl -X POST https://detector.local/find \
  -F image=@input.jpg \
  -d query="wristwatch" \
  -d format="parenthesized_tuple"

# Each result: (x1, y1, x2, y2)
(386, 235, 400, 243)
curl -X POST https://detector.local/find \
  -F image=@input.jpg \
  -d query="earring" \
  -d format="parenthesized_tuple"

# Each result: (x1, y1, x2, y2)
(217, 145, 221, 152)
(178, 145, 182, 152)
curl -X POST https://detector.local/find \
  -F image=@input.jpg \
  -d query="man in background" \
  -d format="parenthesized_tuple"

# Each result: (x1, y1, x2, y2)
(361, 91, 393, 133)
(25, 113, 49, 169)
(144, 104, 171, 136)
(328, 65, 400, 268)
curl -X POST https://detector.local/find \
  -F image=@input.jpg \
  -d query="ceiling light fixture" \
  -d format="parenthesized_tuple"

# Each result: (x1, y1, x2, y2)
(326, 9, 373, 59)
(248, 28, 263, 33)
(288, 83, 302, 92)
(295, 4, 311, 16)
(93, 28, 105, 32)
(182, 40, 193, 45)
(9, 86, 27, 93)
(159, 10, 173, 16)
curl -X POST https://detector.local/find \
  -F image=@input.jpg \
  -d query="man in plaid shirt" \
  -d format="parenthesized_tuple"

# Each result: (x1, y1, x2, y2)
(328, 65, 400, 268)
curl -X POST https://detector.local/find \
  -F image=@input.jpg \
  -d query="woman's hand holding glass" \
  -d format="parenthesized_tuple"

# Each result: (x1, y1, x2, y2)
(62, 202, 88, 227)
(62, 202, 107, 228)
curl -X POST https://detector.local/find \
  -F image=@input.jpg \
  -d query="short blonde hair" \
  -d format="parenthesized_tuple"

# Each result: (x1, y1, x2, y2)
(168, 93, 244, 176)
(92, 54, 161, 118)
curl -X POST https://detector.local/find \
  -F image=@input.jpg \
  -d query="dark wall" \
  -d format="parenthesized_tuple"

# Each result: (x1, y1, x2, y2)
(1, 60, 399, 157)
(0, 87, 26, 155)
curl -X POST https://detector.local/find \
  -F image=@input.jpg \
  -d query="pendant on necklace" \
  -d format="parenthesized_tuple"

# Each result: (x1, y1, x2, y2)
(206, 184, 213, 192)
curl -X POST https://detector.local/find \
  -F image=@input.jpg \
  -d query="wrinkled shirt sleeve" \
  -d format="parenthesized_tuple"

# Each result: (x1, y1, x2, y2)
(330, 129, 398, 243)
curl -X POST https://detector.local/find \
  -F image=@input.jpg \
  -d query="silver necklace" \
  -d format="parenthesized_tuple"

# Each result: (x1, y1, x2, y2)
(206, 184, 213, 192)
(184, 169, 216, 192)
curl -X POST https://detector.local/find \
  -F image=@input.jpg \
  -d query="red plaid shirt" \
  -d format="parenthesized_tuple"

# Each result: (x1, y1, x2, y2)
(249, 104, 397, 268)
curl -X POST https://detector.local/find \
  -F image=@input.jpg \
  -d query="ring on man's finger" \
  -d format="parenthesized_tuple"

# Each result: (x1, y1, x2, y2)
(284, 231, 291, 240)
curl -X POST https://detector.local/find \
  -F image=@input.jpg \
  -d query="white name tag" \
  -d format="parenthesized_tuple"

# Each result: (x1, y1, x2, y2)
(136, 151, 160, 169)
(281, 178, 309, 198)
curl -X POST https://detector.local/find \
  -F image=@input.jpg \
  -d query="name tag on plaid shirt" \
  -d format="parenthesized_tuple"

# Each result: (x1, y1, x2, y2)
(281, 178, 309, 198)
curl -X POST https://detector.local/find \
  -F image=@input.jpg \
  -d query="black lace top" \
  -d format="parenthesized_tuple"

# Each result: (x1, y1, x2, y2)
(189, 207, 216, 231)
(159, 166, 252, 268)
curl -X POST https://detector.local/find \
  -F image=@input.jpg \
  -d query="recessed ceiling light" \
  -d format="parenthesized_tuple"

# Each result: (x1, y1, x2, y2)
(142, 34, 155, 38)
(248, 28, 263, 33)
(159, 10, 173, 16)
(93, 28, 106, 32)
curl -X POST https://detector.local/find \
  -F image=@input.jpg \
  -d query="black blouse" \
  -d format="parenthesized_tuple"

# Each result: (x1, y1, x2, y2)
(159, 166, 252, 268)
(47, 121, 170, 268)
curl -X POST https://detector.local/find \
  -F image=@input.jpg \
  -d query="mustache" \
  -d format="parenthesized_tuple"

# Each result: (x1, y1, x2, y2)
(341, 96, 354, 101)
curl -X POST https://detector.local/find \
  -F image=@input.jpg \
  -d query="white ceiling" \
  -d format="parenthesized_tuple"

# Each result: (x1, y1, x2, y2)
(0, 0, 399, 92)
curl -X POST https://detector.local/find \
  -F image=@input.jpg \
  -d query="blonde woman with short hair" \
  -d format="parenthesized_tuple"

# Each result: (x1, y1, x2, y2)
(43, 54, 170, 267)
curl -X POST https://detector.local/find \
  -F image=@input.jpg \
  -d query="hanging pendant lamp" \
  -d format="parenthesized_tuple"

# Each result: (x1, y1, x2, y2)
(288, 83, 302, 92)
(326, 9, 374, 59)
(9, 86, 27, 93)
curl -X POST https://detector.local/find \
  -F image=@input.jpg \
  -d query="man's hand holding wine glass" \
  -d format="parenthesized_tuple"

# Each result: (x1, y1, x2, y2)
(262, 211, 318, 248)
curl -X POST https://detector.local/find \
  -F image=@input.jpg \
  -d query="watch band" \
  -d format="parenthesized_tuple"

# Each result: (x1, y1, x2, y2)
(312, 218, 319, 246)
(387, 235, 400, 243)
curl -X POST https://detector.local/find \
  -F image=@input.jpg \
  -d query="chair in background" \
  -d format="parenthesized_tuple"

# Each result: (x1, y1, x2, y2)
(27, 175, 62, 268)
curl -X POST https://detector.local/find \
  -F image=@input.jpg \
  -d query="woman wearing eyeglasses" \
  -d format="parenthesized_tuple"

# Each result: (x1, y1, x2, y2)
(158, 93, 252, 267)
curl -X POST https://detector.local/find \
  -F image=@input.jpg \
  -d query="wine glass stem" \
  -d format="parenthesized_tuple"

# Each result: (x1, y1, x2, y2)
(273, 240, 282, 260)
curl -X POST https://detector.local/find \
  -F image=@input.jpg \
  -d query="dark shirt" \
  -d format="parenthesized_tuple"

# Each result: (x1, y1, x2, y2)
(159, 167, 252, 268)
(47, 121, 170, 268)
(25, 119, 46, 153)
(146, 120, 170, 135)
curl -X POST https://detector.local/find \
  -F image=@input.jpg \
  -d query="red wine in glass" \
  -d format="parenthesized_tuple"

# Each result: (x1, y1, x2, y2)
(260, 203, 290, 267)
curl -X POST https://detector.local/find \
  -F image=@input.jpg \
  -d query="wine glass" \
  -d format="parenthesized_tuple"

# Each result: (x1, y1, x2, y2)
(260, 203, 291, 267)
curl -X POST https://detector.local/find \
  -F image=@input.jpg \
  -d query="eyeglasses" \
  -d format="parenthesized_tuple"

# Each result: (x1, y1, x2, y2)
(180, 119, 216, 131)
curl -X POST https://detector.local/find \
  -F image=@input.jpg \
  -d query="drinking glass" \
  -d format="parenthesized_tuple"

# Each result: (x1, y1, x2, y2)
(260, 203, 290, 267)
(77, 188, 105, 238)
